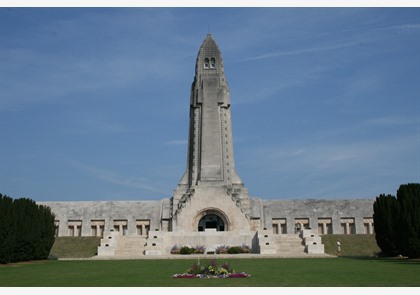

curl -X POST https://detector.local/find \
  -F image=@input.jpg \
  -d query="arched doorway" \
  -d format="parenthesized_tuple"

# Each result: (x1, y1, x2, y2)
(198, 214, 225, 231)
(195, 208, 229, 232)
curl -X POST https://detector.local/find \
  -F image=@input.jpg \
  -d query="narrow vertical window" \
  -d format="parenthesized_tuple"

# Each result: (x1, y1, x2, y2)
(204, 58, 209, 68)
(210, 58, 216, 68)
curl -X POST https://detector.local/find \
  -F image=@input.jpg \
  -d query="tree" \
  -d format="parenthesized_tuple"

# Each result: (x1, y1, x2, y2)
(373, 194, 399, 257)
(396, 183, 420, 258)
(0, 195, 15, 264)
(373, 183, 420, 258)
(0, 194, 56, 264)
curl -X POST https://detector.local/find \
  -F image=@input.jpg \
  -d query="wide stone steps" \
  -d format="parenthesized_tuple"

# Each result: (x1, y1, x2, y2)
(113, 236, 147, 256)
(274, 234, 306, 256)
(96, 231, 325, 258)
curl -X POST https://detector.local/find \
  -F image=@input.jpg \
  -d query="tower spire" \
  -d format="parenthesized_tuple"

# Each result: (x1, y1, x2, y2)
(183, 33, 242, 186)
(171, 34, 251, 230)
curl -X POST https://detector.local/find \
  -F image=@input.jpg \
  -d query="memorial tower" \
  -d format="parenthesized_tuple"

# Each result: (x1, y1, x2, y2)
(170, 34, 252, 232)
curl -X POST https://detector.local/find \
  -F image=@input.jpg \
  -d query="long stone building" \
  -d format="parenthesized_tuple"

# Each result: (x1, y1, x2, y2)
(40, 34, 375, 257)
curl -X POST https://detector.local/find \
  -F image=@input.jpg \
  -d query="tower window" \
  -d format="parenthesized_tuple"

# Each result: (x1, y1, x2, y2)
(204, 58, 209, 68)
(210, 58, 216, 68)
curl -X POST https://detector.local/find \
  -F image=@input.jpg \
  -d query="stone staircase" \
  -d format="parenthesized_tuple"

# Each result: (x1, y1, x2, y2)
(274, 234, 306, 256)
(114, 236, 147, 257)
(96, 229, 324, 258)
(97, 230, 147, 258)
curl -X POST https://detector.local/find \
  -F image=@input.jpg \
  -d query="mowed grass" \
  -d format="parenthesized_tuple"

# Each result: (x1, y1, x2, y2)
(50, 237, 101, 258)
(1, 257, 419, 287)
(322, 234, 381, 256)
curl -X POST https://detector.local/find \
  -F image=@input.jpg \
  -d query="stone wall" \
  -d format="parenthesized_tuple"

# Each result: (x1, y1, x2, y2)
(261, 199, 374, 234)
(40, 198, 375, 237)
(40, 200, 163, 237)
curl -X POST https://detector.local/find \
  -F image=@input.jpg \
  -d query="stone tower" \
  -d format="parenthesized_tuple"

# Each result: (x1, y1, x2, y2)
(170, 34, 251, 232)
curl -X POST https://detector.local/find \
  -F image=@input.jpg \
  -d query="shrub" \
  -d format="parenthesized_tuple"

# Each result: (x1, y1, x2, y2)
(170, 245, 180, 254)
(240, 244, 251, 253)
(227, 246, 242, 254)
(216, 245, 229, 254)
(179, 246, 195, 255)
(187, 261, 205, 275)
(194, 245, 205, 254)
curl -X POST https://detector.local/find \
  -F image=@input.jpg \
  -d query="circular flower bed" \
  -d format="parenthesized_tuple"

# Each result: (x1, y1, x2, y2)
(172, 259, 251, 279)
(172, 272, 251, 279)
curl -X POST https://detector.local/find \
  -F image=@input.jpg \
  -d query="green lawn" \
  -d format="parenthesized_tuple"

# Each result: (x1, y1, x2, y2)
(49, 237, 101, 258)
(322, 234, 380, 256)
(1, 257, 419, 287)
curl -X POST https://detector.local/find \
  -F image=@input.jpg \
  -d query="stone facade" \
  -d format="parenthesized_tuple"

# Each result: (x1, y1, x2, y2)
(40, 199, 374, 237)
(43, 200, 163, 237)
(39, 34, 375, 257)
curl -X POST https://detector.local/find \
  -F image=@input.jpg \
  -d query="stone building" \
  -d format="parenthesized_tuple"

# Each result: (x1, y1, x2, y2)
(40, 34, 374, 257)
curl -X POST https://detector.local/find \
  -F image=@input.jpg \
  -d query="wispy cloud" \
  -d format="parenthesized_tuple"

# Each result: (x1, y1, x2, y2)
(366, 116, 419, 126)
(1, 48, 185, 111)
(389, 23, 420, 34)
(68, 159, 170, 195)
(245, 41, 363, 61)
(0, 9, 193, 112)
(233, 63, 334, 105)
(65, 113, 128, 134)
(241, 132, 419, 198)
(242, 18, 420, 63)
(165, 139, 188, 145)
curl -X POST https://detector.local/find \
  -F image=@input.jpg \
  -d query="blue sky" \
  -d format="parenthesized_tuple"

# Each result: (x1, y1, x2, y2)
(1, 7, 419, 202)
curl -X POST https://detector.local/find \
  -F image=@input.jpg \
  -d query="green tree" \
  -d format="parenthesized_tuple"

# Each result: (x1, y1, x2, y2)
(0, 195, 15, 264)
(373, 184, 420, 258)
(0, 194, 56, 264)
(396, 183, 420, 258)
(373, 194, 399, 256)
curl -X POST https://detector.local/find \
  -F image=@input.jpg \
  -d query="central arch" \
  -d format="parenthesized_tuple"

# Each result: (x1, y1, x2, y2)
(195, 208, 230, 232)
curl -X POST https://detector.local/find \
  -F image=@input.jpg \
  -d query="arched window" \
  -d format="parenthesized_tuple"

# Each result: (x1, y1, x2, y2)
(210, 58, 216, 68)
(204, 58, 209, 68)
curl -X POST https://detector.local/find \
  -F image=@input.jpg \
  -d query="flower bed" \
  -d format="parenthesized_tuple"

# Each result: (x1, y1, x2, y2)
(172, 272, 251, 279)
(171, 244, 251, 255)
(170, 245, 205, 254)
(172, 259, 251, 279)
(216, 244, 251, 254)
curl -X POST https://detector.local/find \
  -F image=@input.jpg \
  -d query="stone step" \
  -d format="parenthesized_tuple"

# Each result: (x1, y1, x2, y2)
(274, 234, 306, 255)
(113, 236, 147, 256)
